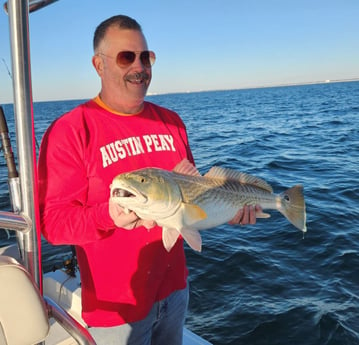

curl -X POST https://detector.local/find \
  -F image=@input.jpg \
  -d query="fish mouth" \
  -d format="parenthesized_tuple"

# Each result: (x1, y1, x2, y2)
(111, 185, 147, 204)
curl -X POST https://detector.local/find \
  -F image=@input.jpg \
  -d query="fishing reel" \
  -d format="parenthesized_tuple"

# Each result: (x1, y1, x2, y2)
(51, 246, 78, 277)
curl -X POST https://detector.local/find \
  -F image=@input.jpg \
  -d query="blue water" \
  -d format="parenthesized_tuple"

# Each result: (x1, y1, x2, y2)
(1, 81, 359, 344)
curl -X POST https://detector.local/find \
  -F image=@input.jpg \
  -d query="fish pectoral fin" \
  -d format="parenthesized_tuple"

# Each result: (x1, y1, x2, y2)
(256, 211, 271, 219)
(181, 228, 202, 252)
(162, 227, 181, 252)
(182, 203, 207, 225)
(162, 226, 203, 252)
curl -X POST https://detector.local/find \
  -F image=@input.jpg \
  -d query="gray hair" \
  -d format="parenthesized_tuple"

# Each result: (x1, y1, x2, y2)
(93, 15, 142, 51)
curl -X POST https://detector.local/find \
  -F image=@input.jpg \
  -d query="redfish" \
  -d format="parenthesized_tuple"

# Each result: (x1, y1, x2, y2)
(110, 160, 306, 252)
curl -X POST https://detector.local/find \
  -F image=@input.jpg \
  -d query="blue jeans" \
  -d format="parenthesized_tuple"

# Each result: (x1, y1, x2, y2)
(89, 284, 189, 345)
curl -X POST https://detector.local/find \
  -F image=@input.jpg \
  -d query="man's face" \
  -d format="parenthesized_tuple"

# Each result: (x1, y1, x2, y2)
(94, 27, 152, 108)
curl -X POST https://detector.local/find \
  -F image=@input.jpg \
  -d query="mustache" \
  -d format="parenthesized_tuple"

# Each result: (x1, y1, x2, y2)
(125, 72, 150, 82)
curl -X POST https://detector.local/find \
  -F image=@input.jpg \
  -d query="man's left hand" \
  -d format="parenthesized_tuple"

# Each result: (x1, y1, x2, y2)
(228, 205, 263, 225)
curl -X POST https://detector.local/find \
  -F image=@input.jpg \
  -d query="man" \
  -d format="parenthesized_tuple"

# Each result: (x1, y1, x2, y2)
(38, 15, 258, 345)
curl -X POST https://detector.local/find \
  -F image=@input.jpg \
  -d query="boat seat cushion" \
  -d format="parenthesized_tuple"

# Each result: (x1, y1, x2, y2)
(0, 255, 49, 345)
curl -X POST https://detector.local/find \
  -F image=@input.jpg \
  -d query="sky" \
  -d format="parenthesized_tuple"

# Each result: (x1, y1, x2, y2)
(0, 0, 358, 103)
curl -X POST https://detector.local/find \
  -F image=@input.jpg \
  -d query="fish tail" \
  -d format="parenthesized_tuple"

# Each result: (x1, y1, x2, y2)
(278, 185, 307, 232)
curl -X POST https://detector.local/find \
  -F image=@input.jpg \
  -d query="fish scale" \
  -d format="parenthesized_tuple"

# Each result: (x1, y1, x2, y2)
(171, 173, 275, 209)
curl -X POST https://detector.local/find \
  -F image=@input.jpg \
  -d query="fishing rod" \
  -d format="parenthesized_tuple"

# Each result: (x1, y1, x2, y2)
(0, 107, 18, 180)
(0, 105, 24, 259)
(1, 58, 12, 79)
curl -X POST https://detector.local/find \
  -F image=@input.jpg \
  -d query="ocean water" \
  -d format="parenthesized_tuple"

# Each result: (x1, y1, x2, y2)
(1, 81, 359, 344)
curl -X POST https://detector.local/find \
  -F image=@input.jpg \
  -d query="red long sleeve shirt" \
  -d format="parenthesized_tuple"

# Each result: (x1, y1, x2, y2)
(38, 98, 194, 326)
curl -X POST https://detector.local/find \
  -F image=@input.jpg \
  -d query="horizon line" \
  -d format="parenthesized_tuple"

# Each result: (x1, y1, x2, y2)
(1, 77, 359, 105)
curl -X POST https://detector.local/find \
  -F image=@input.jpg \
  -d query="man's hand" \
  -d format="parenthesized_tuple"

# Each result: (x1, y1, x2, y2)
(109, 199, 156, 230)
(228, 205, 263, 225)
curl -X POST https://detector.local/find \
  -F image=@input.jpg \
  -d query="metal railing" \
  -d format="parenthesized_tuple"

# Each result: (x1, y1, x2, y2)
(1, 1, 96, 344)
(4, 0, 59, 13)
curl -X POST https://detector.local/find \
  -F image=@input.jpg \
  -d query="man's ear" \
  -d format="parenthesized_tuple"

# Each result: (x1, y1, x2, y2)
(92, 55, 104, 76)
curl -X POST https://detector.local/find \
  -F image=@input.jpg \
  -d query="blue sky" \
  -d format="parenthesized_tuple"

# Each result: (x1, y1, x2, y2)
(0, 0, 358, 103)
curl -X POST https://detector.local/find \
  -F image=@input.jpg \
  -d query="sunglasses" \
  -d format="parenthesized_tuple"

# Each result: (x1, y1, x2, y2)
(98, 50, 156, 68)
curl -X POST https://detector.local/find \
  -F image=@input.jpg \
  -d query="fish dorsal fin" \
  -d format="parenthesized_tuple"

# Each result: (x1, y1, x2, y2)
(173, 159, 201, 177)
(204, 166, 273, 193)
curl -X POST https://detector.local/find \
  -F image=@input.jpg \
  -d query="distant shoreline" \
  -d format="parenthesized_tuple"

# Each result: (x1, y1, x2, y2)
(2, 78, 359, 105)
(147, 78, 359, 96)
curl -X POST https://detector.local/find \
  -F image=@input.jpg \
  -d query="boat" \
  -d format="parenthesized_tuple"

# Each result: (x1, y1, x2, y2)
(0, 1, 211, 344)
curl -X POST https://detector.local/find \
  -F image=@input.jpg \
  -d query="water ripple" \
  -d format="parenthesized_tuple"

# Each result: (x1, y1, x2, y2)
(1, 82, 359, 344)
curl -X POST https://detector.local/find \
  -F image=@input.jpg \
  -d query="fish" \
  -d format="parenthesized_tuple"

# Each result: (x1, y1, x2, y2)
(110, 159, 306, 252)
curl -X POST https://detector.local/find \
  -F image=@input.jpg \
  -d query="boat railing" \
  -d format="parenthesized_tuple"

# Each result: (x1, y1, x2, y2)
(45, 297, 97, 345)
(3, 0, 43, 287)
(4, 0, 59, 14)
(1, 1, 97, 344)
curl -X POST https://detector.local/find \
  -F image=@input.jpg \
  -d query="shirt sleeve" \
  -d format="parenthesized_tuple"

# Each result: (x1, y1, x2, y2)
(38, 117, 116, 246)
